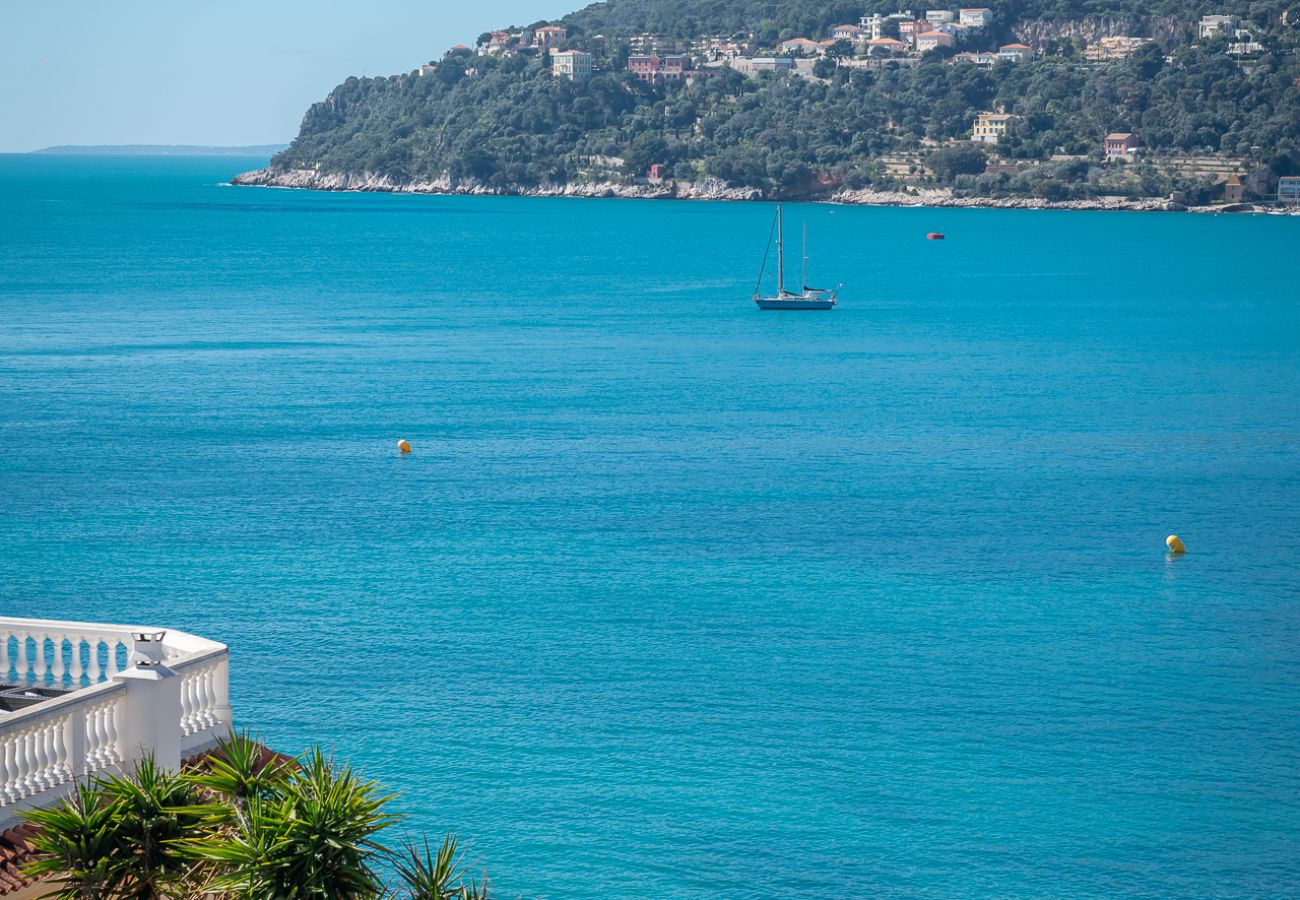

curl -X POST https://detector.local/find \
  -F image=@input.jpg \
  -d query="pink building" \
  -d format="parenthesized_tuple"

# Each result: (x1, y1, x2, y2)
(627, 54, 691, 82)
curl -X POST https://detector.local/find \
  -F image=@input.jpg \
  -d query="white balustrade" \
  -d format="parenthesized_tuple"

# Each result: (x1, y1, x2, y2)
(0, 616, 232, 826)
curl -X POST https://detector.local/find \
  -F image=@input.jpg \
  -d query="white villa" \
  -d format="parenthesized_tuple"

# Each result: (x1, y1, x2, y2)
(1198, 14, 1239, 39)
(552, 50, 593, 80)
(960, 7, 993, 27)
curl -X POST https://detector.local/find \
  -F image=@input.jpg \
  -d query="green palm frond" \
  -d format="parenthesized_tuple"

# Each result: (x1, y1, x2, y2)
(182, 731, 294, 812)
(183, 747, 399, 899)
(24, 783, 122, 900)
(25, 756, 204, 900)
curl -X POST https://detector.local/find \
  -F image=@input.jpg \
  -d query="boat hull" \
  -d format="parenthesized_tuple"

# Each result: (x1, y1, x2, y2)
(754, 297, 836, 310)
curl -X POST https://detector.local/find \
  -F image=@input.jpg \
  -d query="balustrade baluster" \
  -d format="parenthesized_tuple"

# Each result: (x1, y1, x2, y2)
(18, 729, 37, 798)
(1, 738, 17, 804)
(104, 699, 121, 766)
(48, 719, 67, 785)
(15, 636, 30, 684)
(51, 638, 68, 685)
(107, 640, 124, 677)
(32, 724, 51, 791)
(85, 705, 104, 770)
(69, 635, 86, 686)
(32, 634, 49, 684)
(182, 674, 198, 735)
(201, 667, 217, 728)
(86, 639, 103, 683)
(0, 633, 11, 683)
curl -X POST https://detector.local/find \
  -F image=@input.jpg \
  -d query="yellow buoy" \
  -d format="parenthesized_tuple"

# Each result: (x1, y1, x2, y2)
(1166, 534, 1185, 553)
(397, 439, 411, 454)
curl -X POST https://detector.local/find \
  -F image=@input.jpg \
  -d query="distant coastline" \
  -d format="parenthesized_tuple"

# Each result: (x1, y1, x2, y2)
(35, 144, 289, 157)
(231, 167, 1296, 215)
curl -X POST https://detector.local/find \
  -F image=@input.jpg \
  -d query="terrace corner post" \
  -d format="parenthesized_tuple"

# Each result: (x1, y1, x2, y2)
(115, 662, 183, 771)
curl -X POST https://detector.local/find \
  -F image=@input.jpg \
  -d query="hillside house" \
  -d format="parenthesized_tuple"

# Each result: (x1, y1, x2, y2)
(868, 37, 909, 54)
(1278, 176, 1300, 204)
(1228, 30, 1264, 54)
(749, 57, 796, 72)
(832, 24, 866, 42)
(960, 8, 993, 27)
(627, 54, 691, 82)
(899, 20, 929, 43)
(1222, 176, 1244, 202)
(952, 50, 996, 65)
(532, 25, 569, 50)
(782, 38, 830, 55)
(926, 10, 956, 24)
(480, 30, 514, 55)
(551, 50, 592, 80)
(1198, 15, 1238, 39)
(917, 31, 955, 51)
(1104, 132, 1140, 160)
(972, 112, 1018, 143)
(998, 43, 1031, 62)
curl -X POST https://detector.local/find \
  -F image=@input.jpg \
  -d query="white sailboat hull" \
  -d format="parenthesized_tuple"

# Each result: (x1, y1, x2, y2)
(753, 294, 837, 310)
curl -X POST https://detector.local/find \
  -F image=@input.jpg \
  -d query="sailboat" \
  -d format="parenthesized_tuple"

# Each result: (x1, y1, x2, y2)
(752, 204, 840, 310)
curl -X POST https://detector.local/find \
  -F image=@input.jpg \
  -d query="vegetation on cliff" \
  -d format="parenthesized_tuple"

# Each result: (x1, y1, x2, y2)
(264, 0, 1300, 200)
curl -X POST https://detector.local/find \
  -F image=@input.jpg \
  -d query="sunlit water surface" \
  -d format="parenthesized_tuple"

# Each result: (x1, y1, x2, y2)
(1, 156, 1297, 898)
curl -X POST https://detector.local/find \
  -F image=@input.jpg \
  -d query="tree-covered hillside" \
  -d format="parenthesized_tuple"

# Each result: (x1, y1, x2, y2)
(265, 0, 1300, 201)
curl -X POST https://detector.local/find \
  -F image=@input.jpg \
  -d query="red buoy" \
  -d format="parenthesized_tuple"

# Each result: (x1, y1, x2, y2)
(927, 232, 945, 240)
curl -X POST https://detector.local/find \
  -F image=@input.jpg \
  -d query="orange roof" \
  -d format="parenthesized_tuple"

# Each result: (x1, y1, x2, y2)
(1226, 175, 1242, 185)
(1106, 132, 1136, 140)
(1000, 43, 1032, 49)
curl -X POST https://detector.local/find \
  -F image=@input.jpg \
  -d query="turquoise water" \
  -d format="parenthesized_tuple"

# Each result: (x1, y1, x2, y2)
(1, 155, 1298, 897)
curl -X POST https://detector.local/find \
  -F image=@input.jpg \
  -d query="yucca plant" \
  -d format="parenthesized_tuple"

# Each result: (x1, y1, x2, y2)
(390, 833, 490, 900)
(24, 783, 122, 900)
(25, 757, 203, 900)
(24, 739, 488, 900)
(184, 747, 398, 899)
(183, 730, 294, 814)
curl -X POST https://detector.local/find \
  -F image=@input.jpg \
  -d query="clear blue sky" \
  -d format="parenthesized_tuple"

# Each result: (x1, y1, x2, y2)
(0, 0, 572, 152)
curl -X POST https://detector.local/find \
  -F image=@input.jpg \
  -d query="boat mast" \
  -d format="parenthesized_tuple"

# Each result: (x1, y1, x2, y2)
(776, 205, 785, 295)
(802, 222, 808, 290)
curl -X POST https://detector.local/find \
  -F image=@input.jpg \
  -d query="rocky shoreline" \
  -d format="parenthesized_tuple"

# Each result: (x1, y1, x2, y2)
(231, 168, 1293, 215)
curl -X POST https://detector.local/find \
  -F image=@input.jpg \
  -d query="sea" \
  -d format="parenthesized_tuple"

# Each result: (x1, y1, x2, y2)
(1, 155, 1297, 898)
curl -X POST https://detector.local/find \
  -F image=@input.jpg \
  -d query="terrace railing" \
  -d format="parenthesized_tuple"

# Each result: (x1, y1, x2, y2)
(0, 616, 232, 826)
